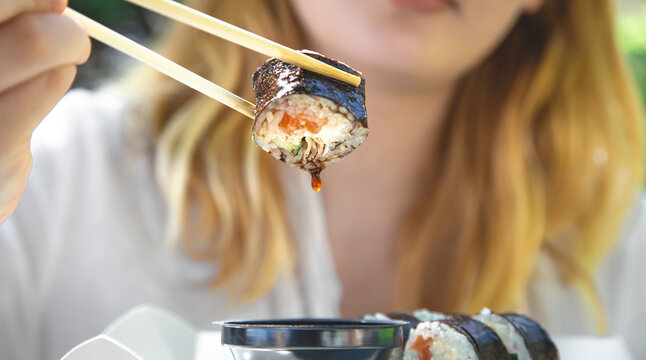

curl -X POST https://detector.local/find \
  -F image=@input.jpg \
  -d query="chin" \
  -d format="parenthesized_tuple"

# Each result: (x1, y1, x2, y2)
(291, 0, 522, 90)
(302, 20, 467, 88)
(319, 39, 464, 89)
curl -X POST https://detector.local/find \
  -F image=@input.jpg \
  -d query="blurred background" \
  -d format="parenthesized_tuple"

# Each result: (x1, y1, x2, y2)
(69, 0, 646, 108)
(68, 0, 154, 88)
(620, 0, 646, 107)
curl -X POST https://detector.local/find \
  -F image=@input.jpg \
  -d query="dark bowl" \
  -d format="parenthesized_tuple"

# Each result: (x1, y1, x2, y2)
(218, 318, 406, 360)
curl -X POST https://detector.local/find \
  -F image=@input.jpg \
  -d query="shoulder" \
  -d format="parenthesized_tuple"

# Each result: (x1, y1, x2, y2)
(0, 87, 155, 281)
(599, 191, 646, 297)
(27, 88, 141, 198)
(596, 191, 646, 354)
(598, 191, 646, 288)
(620, 191, 646, 242)
(32, 88, 133, 157)
(604, 191, 646, 271)
(2, 88, 140, 240)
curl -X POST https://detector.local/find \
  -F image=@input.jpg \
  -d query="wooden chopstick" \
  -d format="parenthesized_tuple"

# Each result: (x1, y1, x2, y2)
(123, 0, 363, 87)
(64, 8, 256, 119)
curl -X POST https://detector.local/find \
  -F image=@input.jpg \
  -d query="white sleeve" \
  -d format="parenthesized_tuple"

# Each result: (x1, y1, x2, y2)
(0, 89, 130, 360)
(597, 193, 646, 356)
(0, 180, 52, 360)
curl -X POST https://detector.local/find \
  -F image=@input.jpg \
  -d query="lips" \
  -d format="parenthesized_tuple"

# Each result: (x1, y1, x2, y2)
(390, 0, 458, 12)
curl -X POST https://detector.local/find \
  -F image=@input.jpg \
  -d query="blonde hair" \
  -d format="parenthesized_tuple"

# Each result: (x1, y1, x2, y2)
(124, 0, 303, 301)
(397, 0, 644, 332)
(124, 0, 644, 325)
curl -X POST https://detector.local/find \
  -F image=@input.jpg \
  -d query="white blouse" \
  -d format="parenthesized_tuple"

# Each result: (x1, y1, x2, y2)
(0, 89, 644, 359)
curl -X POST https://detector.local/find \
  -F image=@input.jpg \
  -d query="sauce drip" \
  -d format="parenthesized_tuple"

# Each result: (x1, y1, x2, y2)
(279, 113, 328, 135)
(409, 335, 433, 360)
(310, 172, 322, 191)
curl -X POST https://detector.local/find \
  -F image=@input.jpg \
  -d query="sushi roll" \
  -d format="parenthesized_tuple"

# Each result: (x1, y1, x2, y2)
(402, 315, 509, 360)
(474, 308, 559, 360)
(252, 50, 369, 191)
(364, 309, 557, 360)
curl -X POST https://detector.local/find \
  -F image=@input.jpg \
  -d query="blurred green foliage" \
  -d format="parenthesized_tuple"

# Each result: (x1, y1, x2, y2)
(618, 5, 646, 108)
(68, 0, 154, 87)
(68, 0, 145, 29)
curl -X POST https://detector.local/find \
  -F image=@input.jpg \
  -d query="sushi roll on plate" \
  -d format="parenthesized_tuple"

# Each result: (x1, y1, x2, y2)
(403, 315, 509, 360)
(252, 50, 368, 191)
(474, 308, 559, 360)
(364, 309, 559, 360)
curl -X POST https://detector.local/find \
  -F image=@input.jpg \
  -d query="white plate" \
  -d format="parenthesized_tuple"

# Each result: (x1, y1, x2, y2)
(102, 304, 198, 360)
(553, 335, 633, 360)
(61, 335, 142, 360)
(195, 332, 233, 360)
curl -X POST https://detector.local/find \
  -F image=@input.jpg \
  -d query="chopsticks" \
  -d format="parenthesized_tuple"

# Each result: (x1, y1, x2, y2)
(123, 0, 362, 87)
(63, 0, 362, 119)
(64, 8, 256, 119)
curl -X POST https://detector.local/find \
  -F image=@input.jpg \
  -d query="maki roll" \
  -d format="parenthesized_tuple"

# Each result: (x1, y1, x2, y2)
(403, 315, 509, 360)
(252, 50, 368, 191)
(474, 309, 559, 360)
(362, 309, 557, 360)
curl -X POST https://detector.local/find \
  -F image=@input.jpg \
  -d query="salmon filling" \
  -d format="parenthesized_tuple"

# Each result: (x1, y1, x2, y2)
(252, 94, 369, 175)
(278, 113, 329, 135)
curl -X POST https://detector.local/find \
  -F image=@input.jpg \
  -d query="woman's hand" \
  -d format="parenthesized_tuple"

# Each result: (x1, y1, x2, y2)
(0, 0, 91, 224)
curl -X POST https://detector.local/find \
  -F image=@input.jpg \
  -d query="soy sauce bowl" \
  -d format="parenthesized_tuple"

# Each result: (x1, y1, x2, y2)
(219, 318, 406, 360)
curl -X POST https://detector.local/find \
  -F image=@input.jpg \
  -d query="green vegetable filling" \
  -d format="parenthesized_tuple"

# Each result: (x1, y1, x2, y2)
(291, 144, 302, 155)
(272, 137, 301, 155)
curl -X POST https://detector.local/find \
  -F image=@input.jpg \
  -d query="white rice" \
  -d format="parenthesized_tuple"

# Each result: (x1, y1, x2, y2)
(413, 309, 448, 322)
(474, 309, 531, 360)
(402, 321, 478, 360)
(253, 94, 368, 172)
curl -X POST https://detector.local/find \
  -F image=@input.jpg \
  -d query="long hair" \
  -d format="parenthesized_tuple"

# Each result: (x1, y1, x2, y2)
(396, 0, 644, 333)
(123, 0, 644, 325)
(122, 0, 302, 301)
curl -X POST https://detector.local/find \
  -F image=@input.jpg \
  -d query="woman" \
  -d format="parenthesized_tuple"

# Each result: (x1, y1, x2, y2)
(0, 0, 644, 358)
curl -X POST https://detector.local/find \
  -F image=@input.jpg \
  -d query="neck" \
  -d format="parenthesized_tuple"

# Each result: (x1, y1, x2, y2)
(319, 68, 456, 316)
(320, 66, 456, 194)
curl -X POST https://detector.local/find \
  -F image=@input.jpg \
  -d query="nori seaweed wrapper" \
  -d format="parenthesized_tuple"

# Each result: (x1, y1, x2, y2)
(252, 50, 367, 125)
(501, 313, 559, 360)
(251, 50, 368, 191)
(440, 315, 510, 360)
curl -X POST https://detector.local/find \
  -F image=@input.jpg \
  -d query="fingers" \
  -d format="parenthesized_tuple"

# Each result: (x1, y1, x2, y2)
(0, 0, 81, 225)
(0, 13, 91, 92)
(50, 0, 69, 14)
(0, 64, 77, 148)
(0, 149, 31, 225)
(0, 65, 74, 223)
(0, 0, 67, 24)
